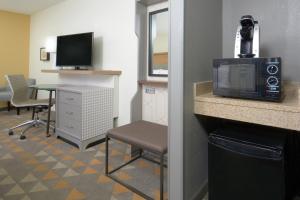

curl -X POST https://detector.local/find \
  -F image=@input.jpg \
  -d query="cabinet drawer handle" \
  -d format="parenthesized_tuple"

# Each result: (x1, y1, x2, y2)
(66, 97, 74, 101)
(66, 111, 74, 115)
(65, 125, 74, 129)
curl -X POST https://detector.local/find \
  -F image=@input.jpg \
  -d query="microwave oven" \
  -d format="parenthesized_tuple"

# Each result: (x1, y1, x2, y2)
(213, 57, 282, 102)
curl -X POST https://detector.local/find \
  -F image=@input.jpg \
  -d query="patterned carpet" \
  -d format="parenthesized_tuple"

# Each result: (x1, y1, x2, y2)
(0, 111, 167, 200)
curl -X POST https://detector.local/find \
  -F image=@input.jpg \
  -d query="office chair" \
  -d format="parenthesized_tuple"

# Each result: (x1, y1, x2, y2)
(5, 75, 54, 140)
(0, 78, 36, 114)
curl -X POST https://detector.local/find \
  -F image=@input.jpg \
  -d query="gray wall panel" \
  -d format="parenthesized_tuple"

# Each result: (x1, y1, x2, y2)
(183, 0, 222, 199)
(223, 0, 300, 81)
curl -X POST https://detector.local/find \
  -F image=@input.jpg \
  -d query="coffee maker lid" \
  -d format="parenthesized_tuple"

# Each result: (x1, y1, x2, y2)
(240, 15, 255, 27)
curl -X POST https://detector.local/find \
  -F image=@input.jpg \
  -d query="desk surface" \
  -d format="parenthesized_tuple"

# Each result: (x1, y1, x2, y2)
(41, 69, 122, 76)
(194, 81, 300, 131)
(30, 84, 64, 91)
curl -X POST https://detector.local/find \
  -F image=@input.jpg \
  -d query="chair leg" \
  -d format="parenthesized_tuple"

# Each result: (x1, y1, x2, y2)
(32, 107, 35, 120)
(160, 154, 164, 200)
(7, 102, 10, 112)
(17, 108, 20, 115)
(20, 123, 36, 140)
(36, 120, 55, 130)
(9, 120, 35, 132)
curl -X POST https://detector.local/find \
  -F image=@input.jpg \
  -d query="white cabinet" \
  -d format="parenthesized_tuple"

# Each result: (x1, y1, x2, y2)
(56, 86, 113, 150)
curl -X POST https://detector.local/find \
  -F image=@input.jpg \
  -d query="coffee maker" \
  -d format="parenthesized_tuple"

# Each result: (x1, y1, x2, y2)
(234, 15, 260, 58)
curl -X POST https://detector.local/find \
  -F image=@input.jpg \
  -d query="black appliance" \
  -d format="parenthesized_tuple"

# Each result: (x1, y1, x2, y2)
(208, 126, 294, 200)
(213, 57, 282, 101)
(234, 15, 259, 58)
(56, 32, 93, 67)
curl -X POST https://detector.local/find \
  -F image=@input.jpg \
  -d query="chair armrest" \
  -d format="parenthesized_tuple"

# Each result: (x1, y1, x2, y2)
(27, 78, 36, 86)
(27, 78, 37, 99)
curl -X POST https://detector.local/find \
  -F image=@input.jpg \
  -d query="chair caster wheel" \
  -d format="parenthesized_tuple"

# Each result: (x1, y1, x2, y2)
(20, 135, 26, 140)
(8, 131, 14, 136)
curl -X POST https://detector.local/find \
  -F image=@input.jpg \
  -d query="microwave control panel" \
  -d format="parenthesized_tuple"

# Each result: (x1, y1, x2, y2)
(265, 61, 281, 99)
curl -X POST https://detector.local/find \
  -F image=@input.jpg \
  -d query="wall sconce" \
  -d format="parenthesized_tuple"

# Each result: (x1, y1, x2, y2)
(45, 36, 57, 53)
(40, 36, 56, 62)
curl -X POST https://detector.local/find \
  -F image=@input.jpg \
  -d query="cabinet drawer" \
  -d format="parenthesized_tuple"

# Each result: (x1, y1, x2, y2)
(58, 91, 81, 105)
(58, 103, 81, 121)
(58, 117, 81, 139)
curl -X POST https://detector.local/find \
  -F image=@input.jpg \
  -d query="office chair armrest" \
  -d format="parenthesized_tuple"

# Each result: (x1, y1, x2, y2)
(27, 78, 37, 99)
(27, 78, 36, 87)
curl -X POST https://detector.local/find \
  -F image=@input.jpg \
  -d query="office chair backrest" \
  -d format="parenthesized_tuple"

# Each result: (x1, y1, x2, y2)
(5, 75, 29, 107)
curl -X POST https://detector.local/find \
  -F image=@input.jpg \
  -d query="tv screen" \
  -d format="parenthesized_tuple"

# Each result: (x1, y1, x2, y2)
(56, 32, 93, 66)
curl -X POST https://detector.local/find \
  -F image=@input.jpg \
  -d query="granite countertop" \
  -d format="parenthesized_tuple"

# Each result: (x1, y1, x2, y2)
(194, 81, 300, 131)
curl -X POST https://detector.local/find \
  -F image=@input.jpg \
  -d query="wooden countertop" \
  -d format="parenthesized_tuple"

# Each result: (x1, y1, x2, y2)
(138, 80, 168, 87)
(194, 81, 300, 131)
(41, 69, 122, 76)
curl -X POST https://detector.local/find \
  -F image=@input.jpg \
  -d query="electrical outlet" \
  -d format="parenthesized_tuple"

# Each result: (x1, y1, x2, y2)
(145, 88, 155, 94)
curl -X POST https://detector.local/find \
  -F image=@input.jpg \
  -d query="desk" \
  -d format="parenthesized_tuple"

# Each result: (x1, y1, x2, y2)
(30, 84, 62, 136)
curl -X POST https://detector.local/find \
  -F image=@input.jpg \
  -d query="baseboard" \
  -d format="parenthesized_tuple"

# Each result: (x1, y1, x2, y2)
(191, 179, 208, 200)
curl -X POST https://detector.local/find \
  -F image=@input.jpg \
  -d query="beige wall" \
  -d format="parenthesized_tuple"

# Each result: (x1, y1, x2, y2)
(0, 10, 30, 107)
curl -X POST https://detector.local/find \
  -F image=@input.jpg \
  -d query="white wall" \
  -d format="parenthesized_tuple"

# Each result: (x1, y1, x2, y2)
(142, 85, 168, 125)
(29, 0, 138, 125)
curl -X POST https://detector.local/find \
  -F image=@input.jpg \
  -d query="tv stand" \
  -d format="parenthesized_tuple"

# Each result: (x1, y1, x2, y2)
(75, 66, 89, 70)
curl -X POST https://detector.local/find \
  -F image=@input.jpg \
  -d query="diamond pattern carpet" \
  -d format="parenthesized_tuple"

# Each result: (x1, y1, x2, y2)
(0, 111, 167, 200)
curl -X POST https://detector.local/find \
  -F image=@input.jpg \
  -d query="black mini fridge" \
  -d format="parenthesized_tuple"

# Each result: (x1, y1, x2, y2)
(208, 126, 294, 200)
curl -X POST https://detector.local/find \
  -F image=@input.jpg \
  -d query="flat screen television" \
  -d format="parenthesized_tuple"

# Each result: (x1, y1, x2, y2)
(56, 32, 93, 67)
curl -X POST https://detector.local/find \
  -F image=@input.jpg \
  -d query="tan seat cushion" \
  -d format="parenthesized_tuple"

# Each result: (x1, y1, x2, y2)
(107, 120, 168, 154)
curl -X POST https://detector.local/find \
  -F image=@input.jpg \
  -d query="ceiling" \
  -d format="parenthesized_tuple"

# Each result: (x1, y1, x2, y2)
(0, 0, 66, 15)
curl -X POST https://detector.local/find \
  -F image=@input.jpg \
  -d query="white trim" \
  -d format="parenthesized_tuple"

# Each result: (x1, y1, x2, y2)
(168, 0, 184, 199)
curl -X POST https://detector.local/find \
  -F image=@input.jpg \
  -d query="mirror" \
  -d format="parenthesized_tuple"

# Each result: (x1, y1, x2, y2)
(149, 8, 169, 77)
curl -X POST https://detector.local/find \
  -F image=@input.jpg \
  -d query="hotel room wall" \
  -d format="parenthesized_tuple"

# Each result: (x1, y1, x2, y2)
(142, 85, 168, 125)
(0, 11, 30, 108)
(29, 0, 138, 125)
(223, 0, 300, 81)
(183, 0, 222, 197)
(168, 0, 222, 199)
(130, 2, 148, 123)
(135, 1, 168, 125)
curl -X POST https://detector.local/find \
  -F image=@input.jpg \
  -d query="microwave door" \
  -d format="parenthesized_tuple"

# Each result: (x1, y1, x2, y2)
(239, 64, 256, 92)
(218, 65, 231, 89)
(217, 64, 257, 95)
